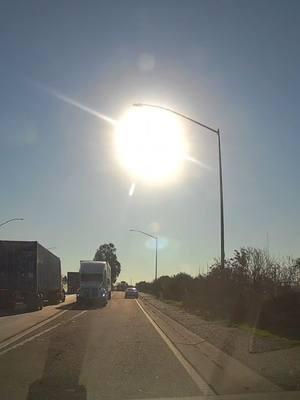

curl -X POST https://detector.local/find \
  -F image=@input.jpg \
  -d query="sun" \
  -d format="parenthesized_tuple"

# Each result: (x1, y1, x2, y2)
(115, 107, 187, 184)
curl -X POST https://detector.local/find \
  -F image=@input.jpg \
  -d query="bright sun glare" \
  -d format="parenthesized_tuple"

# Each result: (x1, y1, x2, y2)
(115, 107, 187, 184)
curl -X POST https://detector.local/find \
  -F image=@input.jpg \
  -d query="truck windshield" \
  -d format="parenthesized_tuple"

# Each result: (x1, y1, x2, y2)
(80, 273, 103, 282)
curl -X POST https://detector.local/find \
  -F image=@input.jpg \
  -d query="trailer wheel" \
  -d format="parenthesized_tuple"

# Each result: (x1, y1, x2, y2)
(101, 299, 108, 307)
(35, 294, 43, 310)
(27, 294, 43, 311)
(48, 293, 60, 305)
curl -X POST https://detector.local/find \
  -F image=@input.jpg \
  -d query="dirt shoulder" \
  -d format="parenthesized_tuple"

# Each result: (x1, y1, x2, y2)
(140, 293, 300, 391)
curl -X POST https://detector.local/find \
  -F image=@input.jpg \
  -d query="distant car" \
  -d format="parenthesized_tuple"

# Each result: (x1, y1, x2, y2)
(125, 287, 138, 299)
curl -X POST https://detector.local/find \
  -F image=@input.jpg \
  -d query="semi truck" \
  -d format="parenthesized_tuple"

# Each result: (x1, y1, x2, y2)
(0, 240, 65, 311)
(67, 272, 80, 294)
(77, 260, 111, 306)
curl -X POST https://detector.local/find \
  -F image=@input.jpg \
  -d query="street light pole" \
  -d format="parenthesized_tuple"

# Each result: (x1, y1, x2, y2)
(155, 236, 158, 281)
(217, 129, 225, 269)
(0, 218, 24, 229)
(129, 229, 159, 280)
(133, 103, 225, 269)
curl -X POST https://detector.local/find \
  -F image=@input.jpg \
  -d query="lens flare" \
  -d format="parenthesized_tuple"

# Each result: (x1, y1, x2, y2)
(115, 108, 187, 184)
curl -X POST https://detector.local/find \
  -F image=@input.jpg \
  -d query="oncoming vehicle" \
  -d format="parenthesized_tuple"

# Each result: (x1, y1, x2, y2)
(0, 240, 65, 311)
(125, 286, 138, 299)
(77, 261, 111, 307)
(67, 271, 80, 294)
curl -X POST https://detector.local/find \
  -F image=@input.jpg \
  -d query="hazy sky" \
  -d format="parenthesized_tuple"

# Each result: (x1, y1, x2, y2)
(1, 1, 300, 282)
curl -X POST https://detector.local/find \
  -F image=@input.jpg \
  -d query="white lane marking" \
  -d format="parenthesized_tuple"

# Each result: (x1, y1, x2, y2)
(136, 300, 215, 396)
(0, 310, 69, 350)
(0, 323, 61, 356)
(69, 310, 87, 320)
(0, 310, 87, 356)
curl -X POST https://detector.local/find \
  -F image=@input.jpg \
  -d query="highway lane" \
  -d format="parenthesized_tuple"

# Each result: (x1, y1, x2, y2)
(0, 292, 200, 400)
(0, 294, 77, 343)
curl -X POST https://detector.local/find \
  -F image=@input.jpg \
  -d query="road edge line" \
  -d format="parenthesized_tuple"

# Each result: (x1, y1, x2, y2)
(136, 299, 215, 396)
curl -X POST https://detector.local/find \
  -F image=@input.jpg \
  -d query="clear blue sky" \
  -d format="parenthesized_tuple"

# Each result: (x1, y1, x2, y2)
(1, 1, 300, 282)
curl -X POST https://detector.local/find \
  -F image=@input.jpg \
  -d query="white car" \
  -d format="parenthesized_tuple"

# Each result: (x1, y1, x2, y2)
(125, 287, 139, 299)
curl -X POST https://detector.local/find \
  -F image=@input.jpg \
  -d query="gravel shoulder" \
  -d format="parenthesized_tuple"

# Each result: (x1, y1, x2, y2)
(140, 293, 300, 391)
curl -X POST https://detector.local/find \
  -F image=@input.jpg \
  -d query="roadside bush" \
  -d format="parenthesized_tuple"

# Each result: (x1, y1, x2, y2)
(137, 247, 300, 339)
(258, 290, 300, 339)
(135, 281, 152, 293)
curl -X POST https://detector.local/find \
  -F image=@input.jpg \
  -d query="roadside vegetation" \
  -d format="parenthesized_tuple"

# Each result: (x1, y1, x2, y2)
(94, 243, 121, 284)
(136, 247, 300, 340)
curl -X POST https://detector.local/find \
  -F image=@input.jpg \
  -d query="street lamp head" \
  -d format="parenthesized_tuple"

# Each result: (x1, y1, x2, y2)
(0, 217, 24, 229)
(132, 103, 143, 107)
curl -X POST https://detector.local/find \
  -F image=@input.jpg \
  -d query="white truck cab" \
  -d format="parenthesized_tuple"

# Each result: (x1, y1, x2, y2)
(77, 261, 111, 306)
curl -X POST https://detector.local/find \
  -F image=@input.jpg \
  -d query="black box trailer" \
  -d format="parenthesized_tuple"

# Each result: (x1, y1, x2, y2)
(0, 240, 65, 310)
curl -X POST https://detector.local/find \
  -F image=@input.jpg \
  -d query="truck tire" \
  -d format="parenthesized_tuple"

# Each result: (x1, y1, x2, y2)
(38, 299, 43, 310)
(27, 294, 43, 311)
(48, 292, 61, 305)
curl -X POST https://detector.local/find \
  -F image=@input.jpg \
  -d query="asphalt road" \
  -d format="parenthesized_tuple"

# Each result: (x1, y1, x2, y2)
(0, 292, 200, 400)
(0, 294, 76, 343)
